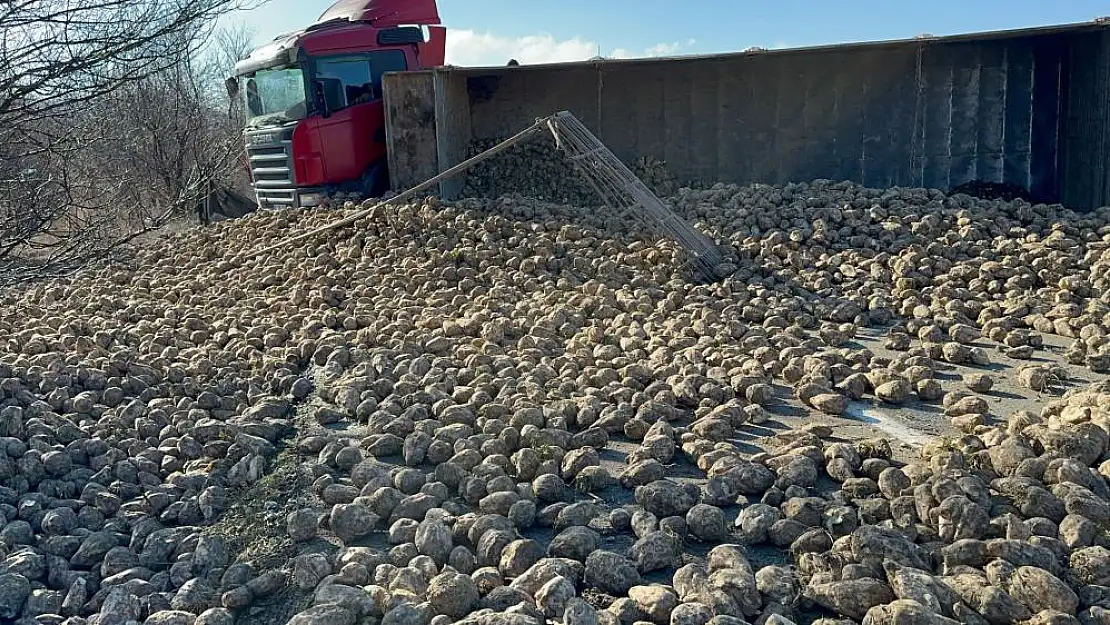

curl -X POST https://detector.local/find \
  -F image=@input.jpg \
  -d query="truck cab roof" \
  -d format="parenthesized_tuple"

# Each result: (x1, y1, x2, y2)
(235, 0, 441, 77)
(317, 0, 440, 27)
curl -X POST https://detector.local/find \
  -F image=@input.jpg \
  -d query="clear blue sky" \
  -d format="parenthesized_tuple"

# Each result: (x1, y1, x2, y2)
(231, 0, 1110, 66)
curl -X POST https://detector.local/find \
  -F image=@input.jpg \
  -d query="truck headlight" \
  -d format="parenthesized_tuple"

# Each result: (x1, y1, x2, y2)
(300, 193, 324, 207)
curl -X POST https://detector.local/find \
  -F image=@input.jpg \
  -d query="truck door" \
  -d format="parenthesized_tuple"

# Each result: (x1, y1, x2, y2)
(304, 50, 407, 185)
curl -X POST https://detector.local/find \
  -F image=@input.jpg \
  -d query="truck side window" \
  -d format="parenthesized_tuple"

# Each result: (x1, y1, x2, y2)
(314, 57, 373, 112)
(313, 51, 408, 112)
(369, 50, 407, 90)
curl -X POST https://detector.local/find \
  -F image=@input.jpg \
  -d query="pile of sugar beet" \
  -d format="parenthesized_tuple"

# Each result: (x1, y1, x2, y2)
(3, 179, 1110, 625)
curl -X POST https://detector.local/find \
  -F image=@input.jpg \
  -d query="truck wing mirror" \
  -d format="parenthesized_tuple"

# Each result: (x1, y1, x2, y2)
(225, 77, 240, 99)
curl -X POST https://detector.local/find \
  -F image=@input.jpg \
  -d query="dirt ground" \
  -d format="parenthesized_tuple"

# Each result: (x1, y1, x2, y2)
(839, 329, 1105, 447)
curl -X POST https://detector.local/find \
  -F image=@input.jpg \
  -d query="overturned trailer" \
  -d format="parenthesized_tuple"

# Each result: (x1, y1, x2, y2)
(384, 19, 1110, 209)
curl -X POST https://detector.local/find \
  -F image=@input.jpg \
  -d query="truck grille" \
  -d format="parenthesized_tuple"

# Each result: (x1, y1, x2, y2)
(245, 127, 296, 207)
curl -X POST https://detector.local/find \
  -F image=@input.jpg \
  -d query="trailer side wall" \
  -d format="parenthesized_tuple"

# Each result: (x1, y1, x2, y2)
(386, 25, 1110, 209)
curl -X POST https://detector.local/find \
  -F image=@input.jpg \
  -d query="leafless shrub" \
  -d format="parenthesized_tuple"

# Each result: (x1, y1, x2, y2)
(0, 0, 263, 286)
(81, 25, 258, 228)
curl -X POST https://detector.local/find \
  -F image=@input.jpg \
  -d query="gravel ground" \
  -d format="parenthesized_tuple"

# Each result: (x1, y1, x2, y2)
(3, 180, 1110, 625)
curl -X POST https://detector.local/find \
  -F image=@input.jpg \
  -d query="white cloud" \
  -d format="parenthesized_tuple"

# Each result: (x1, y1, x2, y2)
(445, 30, 698, 67)
(643, 41, 682, 56)
(613, 39, 697, 60)
(446, 30, 598, 66)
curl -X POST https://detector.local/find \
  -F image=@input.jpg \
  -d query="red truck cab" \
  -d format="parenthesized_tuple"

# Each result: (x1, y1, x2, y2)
(229, 0, 446, 209)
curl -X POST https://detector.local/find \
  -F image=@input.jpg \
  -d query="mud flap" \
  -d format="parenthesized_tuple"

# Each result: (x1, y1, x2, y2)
(361, 162, 389, 198)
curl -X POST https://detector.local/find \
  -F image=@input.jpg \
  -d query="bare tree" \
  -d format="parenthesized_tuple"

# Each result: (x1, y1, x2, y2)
(211, 23, 259, 105)
(0, 0, 263, 285)
(0, 1, 258, 122)
(82, 23, 259, 229)
(206, 23, 259, 197)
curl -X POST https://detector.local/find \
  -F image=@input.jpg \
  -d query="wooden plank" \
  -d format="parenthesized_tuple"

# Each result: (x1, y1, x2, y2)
(715, 59, 747, 185)
(976, 42, 1007, 184)
(383, 71, 438, 192)
(597, 66, 641, 167)
(948, 43, 981, 187)
(434, 71, 472, 199)
(861, 50, 915, 188)
(804, 52, 841, 181)
(1002, 43, 1034, 189)
(687, 61, 720, 184)
(835, 53, 865, 184)
(773, 54, 807, 183)
(662, 64, 694, 183)
(887, 50, 920, 187)
(921, 46, 955, 190)
(1030, 37, 1064, 200)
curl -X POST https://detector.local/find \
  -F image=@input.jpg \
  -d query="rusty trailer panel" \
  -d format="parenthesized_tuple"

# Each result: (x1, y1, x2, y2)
(382, 71, 439, 192)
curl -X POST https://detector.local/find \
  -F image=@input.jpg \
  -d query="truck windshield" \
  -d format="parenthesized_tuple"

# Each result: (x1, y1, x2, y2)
(242, 66, 307, 127)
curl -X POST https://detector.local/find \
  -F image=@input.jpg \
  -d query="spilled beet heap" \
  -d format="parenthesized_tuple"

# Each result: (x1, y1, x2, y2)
(2, 180, 1110, 625)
